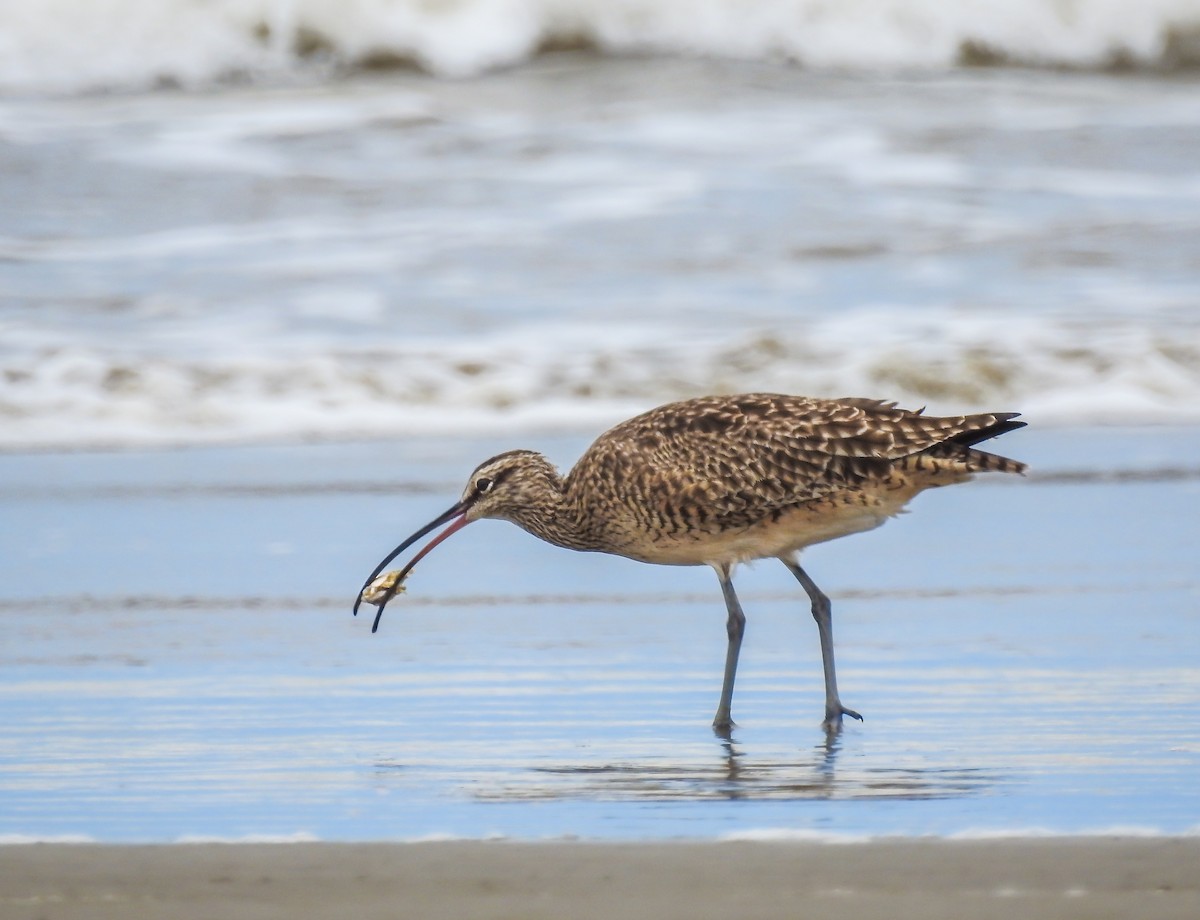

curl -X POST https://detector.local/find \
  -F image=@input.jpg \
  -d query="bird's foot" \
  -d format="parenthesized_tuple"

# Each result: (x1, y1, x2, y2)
(821, 704, 863, 734)
(712, 715, 737, 740)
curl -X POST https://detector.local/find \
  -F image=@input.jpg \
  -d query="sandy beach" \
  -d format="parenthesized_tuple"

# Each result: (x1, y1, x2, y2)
(4, 838, 1199, 920)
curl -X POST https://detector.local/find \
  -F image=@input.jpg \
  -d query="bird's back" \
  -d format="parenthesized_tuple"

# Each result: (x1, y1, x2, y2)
(563, 393, 1024, 565)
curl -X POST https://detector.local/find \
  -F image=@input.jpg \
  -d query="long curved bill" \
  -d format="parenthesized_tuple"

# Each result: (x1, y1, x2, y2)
(353, 500, 471, 634)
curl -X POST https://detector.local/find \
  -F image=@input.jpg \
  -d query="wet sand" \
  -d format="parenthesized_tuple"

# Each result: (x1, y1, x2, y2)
(2, 428, 1199, 844)
(4, 838, 1199, 920)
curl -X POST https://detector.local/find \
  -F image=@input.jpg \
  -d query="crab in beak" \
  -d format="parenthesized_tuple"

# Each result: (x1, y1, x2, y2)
(352, 499, 471, 633)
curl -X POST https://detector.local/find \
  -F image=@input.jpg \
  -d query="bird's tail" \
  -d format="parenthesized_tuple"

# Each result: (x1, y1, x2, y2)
(938, 413, 1027, 475)
(903, 413, 1027, 477)
(959, 447, 1027, 475)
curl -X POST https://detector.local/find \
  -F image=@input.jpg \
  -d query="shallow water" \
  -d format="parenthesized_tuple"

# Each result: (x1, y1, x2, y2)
(4, 23, 1199, 844)
(2, 427, 1198, 841)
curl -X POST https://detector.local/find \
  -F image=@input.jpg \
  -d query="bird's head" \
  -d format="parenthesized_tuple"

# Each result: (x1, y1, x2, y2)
(459, 449, 562, 524)
(353, 450, 560, 632)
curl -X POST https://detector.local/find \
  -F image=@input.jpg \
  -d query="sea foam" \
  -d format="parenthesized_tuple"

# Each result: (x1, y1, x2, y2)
(2, 0, 1199, 94)
(2, 311, 1197, 451)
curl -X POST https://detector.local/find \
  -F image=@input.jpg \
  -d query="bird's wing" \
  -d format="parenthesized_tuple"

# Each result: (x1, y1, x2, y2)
(573, 394, 1015, 527)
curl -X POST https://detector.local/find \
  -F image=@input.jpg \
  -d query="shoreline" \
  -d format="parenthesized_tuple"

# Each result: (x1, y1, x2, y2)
(3, 838, 1198, 920)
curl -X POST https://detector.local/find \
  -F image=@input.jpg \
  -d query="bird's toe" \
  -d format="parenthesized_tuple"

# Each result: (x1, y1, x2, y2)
(822, 704, 863, 733)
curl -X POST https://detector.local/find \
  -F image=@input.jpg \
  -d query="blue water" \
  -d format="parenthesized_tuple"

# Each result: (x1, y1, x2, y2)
(2, 427, 1198, 841)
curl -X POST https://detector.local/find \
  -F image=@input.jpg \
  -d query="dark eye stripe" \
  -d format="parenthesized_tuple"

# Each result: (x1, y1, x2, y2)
(474, 465, 518, 497)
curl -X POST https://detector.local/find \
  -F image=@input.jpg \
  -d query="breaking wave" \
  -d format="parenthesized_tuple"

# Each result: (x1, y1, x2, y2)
(2, 311, 1197, 450)
(3, 0, 1200, 94)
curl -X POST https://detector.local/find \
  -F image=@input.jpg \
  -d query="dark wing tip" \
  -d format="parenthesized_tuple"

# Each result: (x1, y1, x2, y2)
(950, 415, 1027, 448)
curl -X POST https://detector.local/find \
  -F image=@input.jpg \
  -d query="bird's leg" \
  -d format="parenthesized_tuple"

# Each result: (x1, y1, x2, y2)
(712, 569, 746, 738)
(783, 559, 863, 733)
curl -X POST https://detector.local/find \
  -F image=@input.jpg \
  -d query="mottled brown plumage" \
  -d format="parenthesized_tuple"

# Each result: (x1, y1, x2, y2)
(355, 393, 1026, 734)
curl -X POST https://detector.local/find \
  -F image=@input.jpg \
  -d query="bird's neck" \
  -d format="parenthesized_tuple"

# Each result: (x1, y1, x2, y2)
(505, 471, 595, 553)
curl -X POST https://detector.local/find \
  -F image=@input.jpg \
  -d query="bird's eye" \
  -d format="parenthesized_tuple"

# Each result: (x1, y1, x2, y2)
(476, 477, 494, 493)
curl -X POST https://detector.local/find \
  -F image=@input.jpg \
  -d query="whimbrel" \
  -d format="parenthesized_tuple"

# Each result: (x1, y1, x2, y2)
(354, 393, 1025, 734)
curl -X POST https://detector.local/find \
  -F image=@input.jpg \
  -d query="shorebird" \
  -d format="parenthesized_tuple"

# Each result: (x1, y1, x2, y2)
(354, 393, 1025, 734)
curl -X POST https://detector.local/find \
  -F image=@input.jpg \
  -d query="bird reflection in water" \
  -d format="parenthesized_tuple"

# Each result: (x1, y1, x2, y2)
(477, 732, 993, 803)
